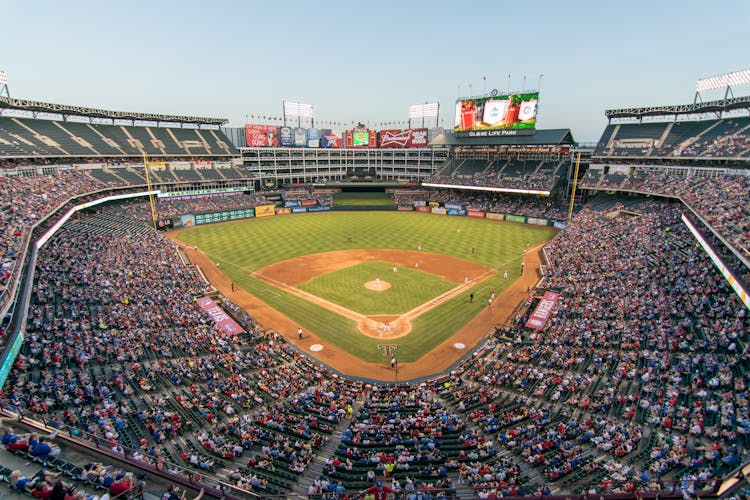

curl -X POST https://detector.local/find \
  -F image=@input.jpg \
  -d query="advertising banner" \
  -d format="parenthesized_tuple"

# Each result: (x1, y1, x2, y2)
(527, 217, 548, 225)
(397, 206, 413, 211)
(467, 210, 485, 218)
(447, 208, 467, 216)
(245, 125, 279, 147)
(525, 292, 561, 331)
(292, 207, 307, 213)
(413, 200, 426, 207)
(194, 160, 212, 167)
(276, 207, 292, 215)
(284, 200, 300, 207)
(156, 219, 173, 230)
(445, 203, 463, 210)
(431, 207, 447, 215)
(485, 213, 505, 221)
(553, 221, 567, 229)
(279, 126, 294, 147)
(378, 128, 430, 148)
(320, 129, 342, 148)
(301, 199, 317, 206)
(197, 296, 245, 335)
(306, 206, 331, 212)
(505, 214, 526, 224)
(255, 204, 276, 218)
(180, 214, 196, 227)
(294, 127, 308, 147)
(416, 206, 430, 213)
(308, 128, 321, 148)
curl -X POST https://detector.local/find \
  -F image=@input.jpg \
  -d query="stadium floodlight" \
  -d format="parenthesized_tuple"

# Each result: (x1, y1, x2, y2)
(408, 102, 440, 129)
(408, 102, 439, 119)
(0, 71, 7, 85)
(283, 101, 314, 118)
(696, 69, 750, 93)
(283, 100, 314, 127)
(0, 70, 8, 98)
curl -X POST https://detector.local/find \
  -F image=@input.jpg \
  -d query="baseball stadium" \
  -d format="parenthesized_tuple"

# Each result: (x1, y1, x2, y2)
(0, 7, 749, 500)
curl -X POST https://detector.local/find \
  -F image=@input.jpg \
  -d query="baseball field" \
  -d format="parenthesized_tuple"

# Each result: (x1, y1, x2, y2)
(173, 211, 556, 378)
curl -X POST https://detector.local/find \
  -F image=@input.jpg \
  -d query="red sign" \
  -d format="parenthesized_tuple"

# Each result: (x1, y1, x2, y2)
(525, 292, 561, 331)
(415, 206, 430, 213)
(245, 125, 279, 147)
(301, 199, 317, 207)
(196, 296, 245, 335)
(467, 210, 485, 218)
(379, 128, 429, 148)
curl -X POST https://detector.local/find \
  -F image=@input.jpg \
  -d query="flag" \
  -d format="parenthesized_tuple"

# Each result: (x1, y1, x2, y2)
(518, 99, 537, 121)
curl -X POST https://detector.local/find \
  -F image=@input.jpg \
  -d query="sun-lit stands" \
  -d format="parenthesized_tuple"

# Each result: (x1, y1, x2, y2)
(595, 116, 750, 159)
(0, 116, 238, 160)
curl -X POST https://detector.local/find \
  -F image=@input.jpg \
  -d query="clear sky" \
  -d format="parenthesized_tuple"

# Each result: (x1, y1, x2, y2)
(2, 0, 749, 141)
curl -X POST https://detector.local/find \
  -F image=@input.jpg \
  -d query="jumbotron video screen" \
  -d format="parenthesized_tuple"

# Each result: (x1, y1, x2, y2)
(454, 91, 539, 137)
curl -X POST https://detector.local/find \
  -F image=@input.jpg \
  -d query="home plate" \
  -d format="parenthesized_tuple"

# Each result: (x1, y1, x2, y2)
(454, 343, 466, 350)
(310, 344, 323, 352)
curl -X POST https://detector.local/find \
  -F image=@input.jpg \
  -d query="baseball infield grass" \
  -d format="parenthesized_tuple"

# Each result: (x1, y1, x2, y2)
(298, 262, 455, 315)
(176, 212, 555, 363)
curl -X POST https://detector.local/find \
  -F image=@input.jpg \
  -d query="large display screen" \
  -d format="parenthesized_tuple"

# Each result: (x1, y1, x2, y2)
(352, 131, 369, 146)
(454, 91, 538, 137)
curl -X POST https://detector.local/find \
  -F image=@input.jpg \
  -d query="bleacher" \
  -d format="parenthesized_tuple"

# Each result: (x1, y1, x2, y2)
(0, 116, 238, 159)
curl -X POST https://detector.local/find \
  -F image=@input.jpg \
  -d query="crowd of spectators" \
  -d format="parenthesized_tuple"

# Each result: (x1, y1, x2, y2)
(427, 159, 563, 192)
(581, 170, 749, 260)
(0, 162, 748, 498)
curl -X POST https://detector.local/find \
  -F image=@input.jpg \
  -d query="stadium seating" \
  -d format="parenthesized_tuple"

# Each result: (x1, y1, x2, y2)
(0, 116, 238, 159)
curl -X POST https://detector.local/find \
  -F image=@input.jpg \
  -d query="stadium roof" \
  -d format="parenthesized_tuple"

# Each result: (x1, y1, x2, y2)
(430, 128, 575, 146)
(0, 96, 227, 125)
(605, 95, 750, 120)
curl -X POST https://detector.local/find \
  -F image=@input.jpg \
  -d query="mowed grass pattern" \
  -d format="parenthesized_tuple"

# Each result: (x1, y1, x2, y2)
(298, 262, 455, 315)
(176, 212, 556, 362)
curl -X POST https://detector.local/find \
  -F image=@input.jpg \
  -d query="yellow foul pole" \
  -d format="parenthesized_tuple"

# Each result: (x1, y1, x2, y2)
(567, 152, 581, 226)
(142, 154, 158, 230)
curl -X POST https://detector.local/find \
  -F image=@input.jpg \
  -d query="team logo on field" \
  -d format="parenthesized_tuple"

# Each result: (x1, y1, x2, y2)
(377, 344, 398, 357)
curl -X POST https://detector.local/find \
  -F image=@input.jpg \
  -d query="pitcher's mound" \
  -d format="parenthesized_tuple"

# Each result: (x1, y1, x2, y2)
(365, 280, 391, 291)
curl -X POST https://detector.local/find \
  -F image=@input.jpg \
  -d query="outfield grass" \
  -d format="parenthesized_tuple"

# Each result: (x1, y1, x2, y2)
(298, 261, 455, 315)
(176, 212, 555, 362)
(333, 192, 395, 206)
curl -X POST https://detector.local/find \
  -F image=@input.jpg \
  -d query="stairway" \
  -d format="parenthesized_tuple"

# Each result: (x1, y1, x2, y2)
(291, 404, 361, 497)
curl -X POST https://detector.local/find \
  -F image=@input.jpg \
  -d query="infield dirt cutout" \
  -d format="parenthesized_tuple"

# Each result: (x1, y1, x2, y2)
(169, 230, 545, 381)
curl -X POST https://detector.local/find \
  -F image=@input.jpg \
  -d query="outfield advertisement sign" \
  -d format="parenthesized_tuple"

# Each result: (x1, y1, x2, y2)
(284, 200, 300, 207)
(0, 332, 23, 389)
(255, 205, 276, 218)
(292, 207, 307, 213)
(431, 207, 447, 215)
(416, 206, 430, 213)
(553, 221, 567, 229)
(505, 215, 526, 223)
(276, 207, 292, 215)
(467, 210, 485, 218)
(485, 213, 505, 221)
(445, 203, 463, 210)
(279, 127, 294, 147)
(245, 124, 279, 147)
(527, 217, 548, 225)
(525, 291, 561, 331)
(447, 208, 467, 216)
(197, 297, 245, 336)
(306, 206, 331, 212)
(378, 128, 429, 148)
(397, 206, 413, 211)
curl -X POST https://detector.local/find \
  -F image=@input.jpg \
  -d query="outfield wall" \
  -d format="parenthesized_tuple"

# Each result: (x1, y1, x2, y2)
(171, 204, 566, 228)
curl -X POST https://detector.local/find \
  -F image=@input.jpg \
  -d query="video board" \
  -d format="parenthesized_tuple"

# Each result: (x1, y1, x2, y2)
(454, 91, 538, 137)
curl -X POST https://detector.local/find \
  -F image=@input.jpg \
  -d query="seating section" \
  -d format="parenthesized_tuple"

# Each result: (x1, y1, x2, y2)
(429, 159, 564, 192)
(595, 117, 750, 158)
(1, 198, 745, 498)
(0, 116, 239, 158)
